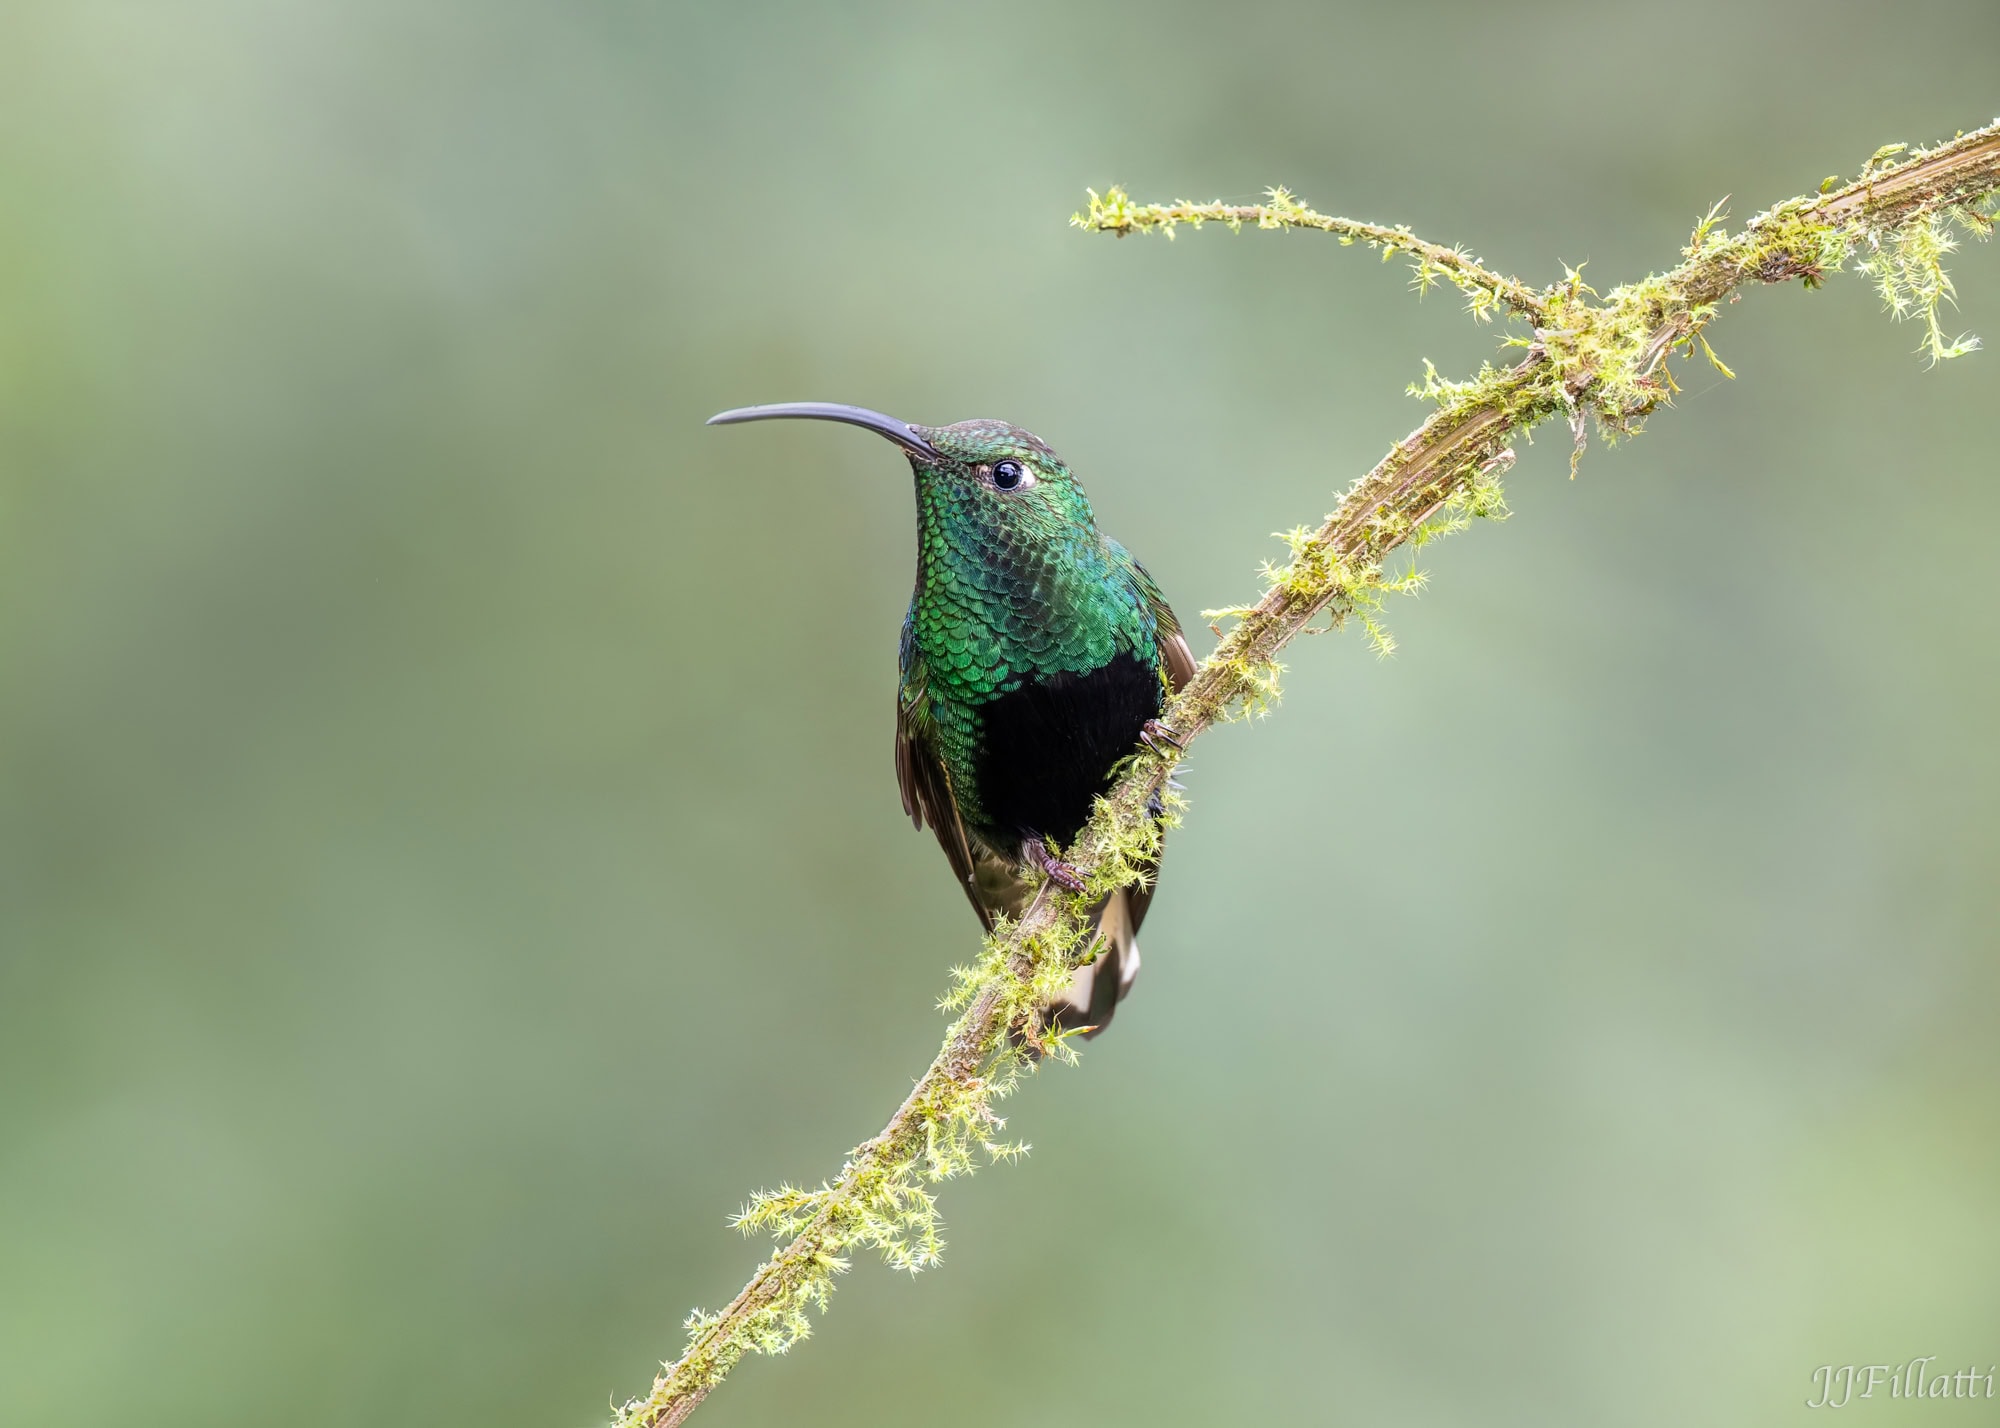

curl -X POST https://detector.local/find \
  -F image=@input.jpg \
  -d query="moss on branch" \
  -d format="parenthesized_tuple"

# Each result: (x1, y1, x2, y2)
(1072, 185, 1552, 324)
(613, 118, 2000, 1428)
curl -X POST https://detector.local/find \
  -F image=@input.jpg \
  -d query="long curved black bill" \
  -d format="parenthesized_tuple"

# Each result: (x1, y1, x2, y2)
(706, 402, 939, 459)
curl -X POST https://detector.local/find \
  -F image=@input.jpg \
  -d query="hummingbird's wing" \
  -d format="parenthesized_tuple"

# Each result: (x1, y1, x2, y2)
(1125, 552, 1197, 695)
(897, 617, 1024, 929)
(1124, 561, 1195, 941)
(895, 692, 1004, 931)
(1159, 626, 1196, 695)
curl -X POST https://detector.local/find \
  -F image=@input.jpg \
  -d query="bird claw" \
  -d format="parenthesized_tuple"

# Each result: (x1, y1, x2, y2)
(1138, 718, 1186, 758)
(1023, 838, 1087, 894)
(1041, 857, 1086, 894)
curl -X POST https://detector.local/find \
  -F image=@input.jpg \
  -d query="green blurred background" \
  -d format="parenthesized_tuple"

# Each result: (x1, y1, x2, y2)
(3, 3, 1997, 1424)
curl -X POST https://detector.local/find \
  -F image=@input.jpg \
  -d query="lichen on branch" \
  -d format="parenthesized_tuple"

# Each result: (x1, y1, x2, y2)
(613, 118, 2000, 1428)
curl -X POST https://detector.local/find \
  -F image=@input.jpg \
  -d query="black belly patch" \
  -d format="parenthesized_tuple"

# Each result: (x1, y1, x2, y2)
(971, 652, 1164, 848)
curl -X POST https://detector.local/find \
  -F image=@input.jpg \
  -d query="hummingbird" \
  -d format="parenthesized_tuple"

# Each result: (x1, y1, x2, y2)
(708, 403, 1194, 1037)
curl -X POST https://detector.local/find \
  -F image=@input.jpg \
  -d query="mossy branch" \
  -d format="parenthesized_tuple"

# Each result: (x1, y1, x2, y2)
(614, 119, 2000, 1428)
(1073, 185, 1552, 323)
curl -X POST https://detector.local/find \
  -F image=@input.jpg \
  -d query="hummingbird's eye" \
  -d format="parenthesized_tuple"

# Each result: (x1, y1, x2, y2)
(991, 459, 1029, 491)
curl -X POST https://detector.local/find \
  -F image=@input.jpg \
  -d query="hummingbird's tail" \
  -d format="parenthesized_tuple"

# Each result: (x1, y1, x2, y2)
(1044, 886, 1143, 1040)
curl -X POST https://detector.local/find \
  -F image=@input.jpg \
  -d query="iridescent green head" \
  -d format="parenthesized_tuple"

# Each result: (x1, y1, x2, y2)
(705, 402, 1098, 536)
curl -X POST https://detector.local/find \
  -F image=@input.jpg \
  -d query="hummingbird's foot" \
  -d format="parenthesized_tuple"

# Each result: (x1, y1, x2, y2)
(1022, 838, 1087, 894)
(1139, 718, 1186, 758)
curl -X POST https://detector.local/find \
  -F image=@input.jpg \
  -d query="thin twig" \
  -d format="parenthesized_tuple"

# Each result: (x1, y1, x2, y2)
(1074, 187, 1552, 323)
